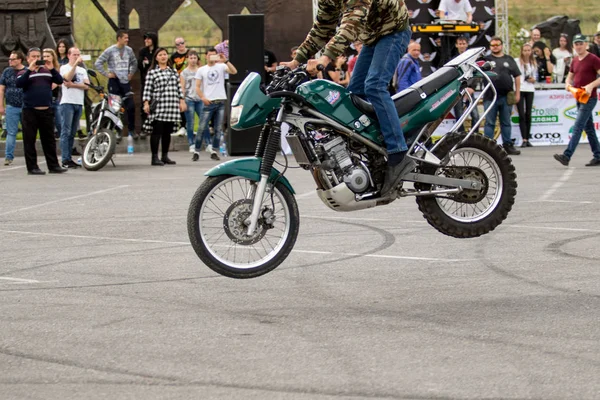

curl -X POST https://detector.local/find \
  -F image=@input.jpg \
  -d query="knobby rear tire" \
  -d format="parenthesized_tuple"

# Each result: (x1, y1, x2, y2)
(415, 134, 517, 238)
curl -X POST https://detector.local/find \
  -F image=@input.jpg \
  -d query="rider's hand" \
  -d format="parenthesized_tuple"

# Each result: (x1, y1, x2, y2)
(307, 55, 332, 75)
(143, 101, 150, 114)
(180, 99, 187, 112)
(280, 60, 300, 69)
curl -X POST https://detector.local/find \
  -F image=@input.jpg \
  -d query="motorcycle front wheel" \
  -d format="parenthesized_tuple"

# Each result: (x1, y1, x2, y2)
(82, 128, 116, 171)
(416, 133, 517, 238)
(187, 175, 300, 279)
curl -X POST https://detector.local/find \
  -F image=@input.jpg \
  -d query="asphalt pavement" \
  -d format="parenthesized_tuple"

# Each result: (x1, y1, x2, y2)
(1, 145, 599, 399)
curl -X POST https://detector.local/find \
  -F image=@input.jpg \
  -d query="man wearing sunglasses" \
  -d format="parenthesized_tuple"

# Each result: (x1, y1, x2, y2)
(483, 37, 521, 156)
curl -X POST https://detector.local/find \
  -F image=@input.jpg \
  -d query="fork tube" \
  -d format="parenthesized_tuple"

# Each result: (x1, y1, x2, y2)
(247, 106, 284, 235)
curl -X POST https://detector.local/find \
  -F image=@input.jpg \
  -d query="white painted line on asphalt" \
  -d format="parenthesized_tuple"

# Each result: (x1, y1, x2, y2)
(293, 249, 471, 262)
(0, 277, 40, 284)
(538, 168, 575, 202)
(509, 225, 600, 234)
(0, 229, 189, 245)
(525, 200, 594, 204)
(0, 161, 46, 173)
(0, 185, 130, 217)
(0, 229, 469, 262)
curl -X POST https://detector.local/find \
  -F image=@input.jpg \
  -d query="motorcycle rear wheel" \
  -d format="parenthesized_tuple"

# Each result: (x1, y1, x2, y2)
(82, 128, 116, 171)
(187, 175, 300, 279)
(416, 134, 517, 238)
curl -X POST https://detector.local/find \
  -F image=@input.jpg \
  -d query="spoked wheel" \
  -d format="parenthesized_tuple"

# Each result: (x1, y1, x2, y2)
(82, 128, 116, 171)
(416, 134, 517, 238)
(187, 175, 300, 279)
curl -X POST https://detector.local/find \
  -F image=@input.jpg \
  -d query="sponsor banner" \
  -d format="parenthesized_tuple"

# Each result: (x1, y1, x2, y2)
(433, 90, 600, 146)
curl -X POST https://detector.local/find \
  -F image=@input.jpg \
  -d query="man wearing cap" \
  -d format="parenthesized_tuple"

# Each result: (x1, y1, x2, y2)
(554, 34, 600, 167)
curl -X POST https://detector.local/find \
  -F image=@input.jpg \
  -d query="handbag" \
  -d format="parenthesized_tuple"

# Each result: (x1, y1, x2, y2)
(506, 91, 517, 106)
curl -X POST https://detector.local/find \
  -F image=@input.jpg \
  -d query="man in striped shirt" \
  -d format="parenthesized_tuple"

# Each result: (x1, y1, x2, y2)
(16, 48, 67, 175)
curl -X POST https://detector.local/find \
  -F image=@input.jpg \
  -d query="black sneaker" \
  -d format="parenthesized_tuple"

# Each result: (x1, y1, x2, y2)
(503, 144, 521, 155)
(526, 141, 533, 147)
(192, 152, 200, 161)
(553, 154, 569, 166)
(72, 147, 81, 156)
(585, 158, 600, 167)
(62, 159, 79, 169)
(210, 151, 220, 161)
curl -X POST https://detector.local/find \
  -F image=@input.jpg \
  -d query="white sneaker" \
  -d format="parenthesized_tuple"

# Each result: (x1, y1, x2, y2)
(177, 127, 186, 137)
(205, 144, 212, 153)
(189, 145, 195, 153)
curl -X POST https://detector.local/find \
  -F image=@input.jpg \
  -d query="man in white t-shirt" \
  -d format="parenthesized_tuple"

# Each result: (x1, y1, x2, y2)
(60, 47, 89, 168)
(192, 48, 237, 161)
(438, 0, 473, 24)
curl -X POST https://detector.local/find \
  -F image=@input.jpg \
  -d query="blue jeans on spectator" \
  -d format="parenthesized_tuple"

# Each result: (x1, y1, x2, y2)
(108, 78, 135, 133)
(484, 95, 512, 145)
(563, 97, 600, 160)
(60, 103, 83, 162)
(53, 98, 62, 135)
(194, 101, 224, 152)
(347, 27, 411, 155)
(185, 99, 207, 146)
(4, 104, 22, 161)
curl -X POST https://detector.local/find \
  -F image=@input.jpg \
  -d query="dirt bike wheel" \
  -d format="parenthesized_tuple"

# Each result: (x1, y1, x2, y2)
(415, 134, 517, 238)
(82, 128, 116, 171)
(187, 175, 300, 279)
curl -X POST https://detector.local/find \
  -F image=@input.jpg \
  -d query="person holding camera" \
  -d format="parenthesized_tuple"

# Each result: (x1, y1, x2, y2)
(15, 48, 66, 175)
(515, 43, 537, 147)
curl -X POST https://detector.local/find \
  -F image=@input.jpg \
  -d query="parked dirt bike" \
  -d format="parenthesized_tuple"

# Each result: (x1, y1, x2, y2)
(82, 70, 133, 171)
(187, 47, 517, 279)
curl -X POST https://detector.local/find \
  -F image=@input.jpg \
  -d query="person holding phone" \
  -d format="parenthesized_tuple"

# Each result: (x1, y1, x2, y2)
(192, 48, 237, 161)
(15, 47, 66, 175)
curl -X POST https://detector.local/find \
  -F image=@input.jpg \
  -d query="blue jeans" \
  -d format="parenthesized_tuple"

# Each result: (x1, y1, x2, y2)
(348, 27, 411, 154)
(53, 98, 62, 134)
(185, 99, 209, 146)
(59, 103, 83, 162)
(484, 96, 512, 145)
(194, 102, 224, 151)
(4, 105, 22, 160)
(564, 96, 600, 160)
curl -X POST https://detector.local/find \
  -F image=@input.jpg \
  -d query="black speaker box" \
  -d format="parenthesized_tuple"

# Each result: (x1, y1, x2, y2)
(228, 14, 265, 84)
(227, 82, 262, 156)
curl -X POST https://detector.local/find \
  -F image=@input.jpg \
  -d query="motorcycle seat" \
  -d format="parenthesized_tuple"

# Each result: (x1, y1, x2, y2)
(350, 66, 461, 119)
(393, 67, 461, 116)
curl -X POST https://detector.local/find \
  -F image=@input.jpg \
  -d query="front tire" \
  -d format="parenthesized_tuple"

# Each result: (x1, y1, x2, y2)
(82, 128, 116, 171)
(187, 175, 300, 279)
(416, 134, 517, 238)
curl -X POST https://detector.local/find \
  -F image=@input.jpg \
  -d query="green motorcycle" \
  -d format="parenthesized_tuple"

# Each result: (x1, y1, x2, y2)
(187, 47, 517, 279)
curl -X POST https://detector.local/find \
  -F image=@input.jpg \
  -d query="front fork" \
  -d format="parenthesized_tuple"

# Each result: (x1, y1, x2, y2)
(245, 106, 285, 235)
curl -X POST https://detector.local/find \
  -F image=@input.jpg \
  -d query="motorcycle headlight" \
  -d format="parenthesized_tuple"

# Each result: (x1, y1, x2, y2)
(230, 105, 243, 126)
(108, 94, 122, 113)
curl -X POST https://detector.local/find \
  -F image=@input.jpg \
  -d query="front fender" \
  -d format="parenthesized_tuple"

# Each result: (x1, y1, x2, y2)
(204, 157, 296, 194)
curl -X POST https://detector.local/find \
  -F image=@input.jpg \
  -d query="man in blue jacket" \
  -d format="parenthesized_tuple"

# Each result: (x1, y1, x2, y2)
(396, 41, 421, 93)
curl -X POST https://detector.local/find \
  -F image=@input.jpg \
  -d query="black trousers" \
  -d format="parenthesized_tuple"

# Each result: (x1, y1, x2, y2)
(517, 91, 535, 140)
(22, 108, 61, 171)
(151, 120, 174, 157)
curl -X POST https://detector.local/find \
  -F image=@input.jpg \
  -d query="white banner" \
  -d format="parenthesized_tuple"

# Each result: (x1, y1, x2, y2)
(434, 91, 600, 146)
